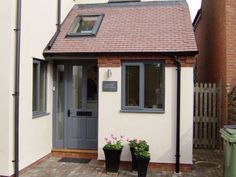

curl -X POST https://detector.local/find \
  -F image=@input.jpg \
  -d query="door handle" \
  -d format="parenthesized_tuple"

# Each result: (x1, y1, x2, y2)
(67, 109, 71, 117)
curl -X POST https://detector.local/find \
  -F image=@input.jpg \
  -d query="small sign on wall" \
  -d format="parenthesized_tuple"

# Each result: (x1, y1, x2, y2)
(102, 81, 117, 92)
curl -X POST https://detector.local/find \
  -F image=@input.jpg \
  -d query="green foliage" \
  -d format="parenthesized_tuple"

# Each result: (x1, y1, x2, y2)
(104, 140, 123, 150)
(129, 138, 150, 159)
(129, 139, 149, 151)
(134, 149, 150, 159)
(129, 139, 138, 149)
(103, 134, 124, 150)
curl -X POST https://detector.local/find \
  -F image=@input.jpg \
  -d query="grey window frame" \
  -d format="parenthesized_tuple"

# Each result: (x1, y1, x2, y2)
(33, 59, 48, 118)
(121, 61, 165, 113)
(109, 0, 140, 3)
(67, 14, 104, 37)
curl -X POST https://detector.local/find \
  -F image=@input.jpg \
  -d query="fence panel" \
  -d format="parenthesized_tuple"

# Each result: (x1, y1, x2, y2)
(194, 83, 220, 149)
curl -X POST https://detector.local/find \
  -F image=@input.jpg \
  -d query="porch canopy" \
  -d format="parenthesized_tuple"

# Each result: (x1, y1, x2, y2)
(43, 0, 197, 57)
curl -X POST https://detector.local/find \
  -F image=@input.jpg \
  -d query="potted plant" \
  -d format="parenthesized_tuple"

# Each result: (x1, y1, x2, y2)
(103, 134, 124, 173)
(134, 149, 150, 177)
(129, 139, 149, 171)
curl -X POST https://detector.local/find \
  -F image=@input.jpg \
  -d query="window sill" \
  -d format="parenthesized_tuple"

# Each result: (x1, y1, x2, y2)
(33, 112, 50, 119)
(120, 109, 165, 113)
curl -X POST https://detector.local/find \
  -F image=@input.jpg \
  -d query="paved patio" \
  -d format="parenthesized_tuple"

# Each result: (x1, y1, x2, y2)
(20, 150, 223, 177)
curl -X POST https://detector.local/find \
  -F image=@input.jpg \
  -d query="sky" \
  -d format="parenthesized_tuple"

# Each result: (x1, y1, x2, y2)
(186, 0, 201, 21)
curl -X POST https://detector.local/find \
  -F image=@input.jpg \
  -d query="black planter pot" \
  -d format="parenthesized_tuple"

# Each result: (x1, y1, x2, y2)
(130, 148, 137, 171)
(103, 148, 122, 173)
(136, 157, 150, 177)
(130, 146, 149, 171)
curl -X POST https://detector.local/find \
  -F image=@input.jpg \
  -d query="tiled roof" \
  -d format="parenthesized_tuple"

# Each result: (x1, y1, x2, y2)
(44, 0, 197, 55)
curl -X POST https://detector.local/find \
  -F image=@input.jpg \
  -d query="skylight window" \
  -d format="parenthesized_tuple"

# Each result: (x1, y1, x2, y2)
(108, 0, 140, 3)
(68, 15, 104, 36)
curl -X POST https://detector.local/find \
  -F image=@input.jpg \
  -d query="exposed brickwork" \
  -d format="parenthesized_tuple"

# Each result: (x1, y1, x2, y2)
(194, 0, 226, 84)
(160, 56, 196, 67)
(98, 56, 121, 67)
(225, 0, 236, 89)
(98, 55, 196, 67)
(194, 0, 230, 125)
(181, 57, 196, 67)
(99, 160, 192, 172)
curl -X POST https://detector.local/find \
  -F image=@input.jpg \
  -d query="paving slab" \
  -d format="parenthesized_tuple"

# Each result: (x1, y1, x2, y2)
(20, 149, 223, 177)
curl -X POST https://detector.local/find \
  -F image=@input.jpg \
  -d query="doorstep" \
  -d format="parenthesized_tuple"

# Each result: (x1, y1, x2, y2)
(51, 149, 98, 159)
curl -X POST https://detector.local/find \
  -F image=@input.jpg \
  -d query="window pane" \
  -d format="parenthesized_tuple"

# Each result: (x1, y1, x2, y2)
(144, 63, 163, 109)
(72, 66, 83, 109)
(125, 66, 139, 106)
(33, 63, 37, 112)
(32, 60, 47, 115)
(39, 62, 46, 112)
(86, 65, 98, 109)
(56, 65, 64, 140)
(77, 17, 97, 34)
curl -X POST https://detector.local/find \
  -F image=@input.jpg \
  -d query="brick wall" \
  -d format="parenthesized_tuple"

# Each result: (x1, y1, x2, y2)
(225, 0, 236, 89)
(194, 12, 205, 82)
(194, 0, 228, 125)
(195, 0, 236, 125)
(97, 54, 196, 67)
(98, 56, 121, 67)
(195, 0, 226, 84)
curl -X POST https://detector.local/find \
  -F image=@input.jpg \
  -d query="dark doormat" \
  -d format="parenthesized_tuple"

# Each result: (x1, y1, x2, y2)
(59, 158, 91, 164)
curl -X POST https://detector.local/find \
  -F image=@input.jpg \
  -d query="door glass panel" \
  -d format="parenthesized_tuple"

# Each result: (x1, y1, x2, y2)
(72, 66, 83, 109)
(86, 65, 98, 109)
(56, 65, 64, 140)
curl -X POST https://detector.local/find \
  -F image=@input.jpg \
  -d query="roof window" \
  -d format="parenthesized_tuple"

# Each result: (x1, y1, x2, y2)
(68, 15, 104, 37)
(108, 0, 140, 3)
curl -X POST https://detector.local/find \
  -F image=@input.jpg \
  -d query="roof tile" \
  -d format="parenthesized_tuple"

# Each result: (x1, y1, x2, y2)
(44, 1, 197, 54)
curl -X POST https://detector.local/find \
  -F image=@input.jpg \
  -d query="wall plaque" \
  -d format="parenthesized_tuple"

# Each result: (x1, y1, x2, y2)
(102, 81, 117, 92)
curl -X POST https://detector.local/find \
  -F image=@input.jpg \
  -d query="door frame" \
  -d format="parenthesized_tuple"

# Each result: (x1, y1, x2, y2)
(52, 59, 98, 149)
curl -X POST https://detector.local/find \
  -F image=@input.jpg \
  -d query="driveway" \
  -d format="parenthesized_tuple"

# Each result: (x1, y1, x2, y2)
(20, 149, 223, 177)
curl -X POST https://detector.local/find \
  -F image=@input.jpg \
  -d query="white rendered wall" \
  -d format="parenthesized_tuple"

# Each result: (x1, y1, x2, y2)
(0, 0, 75, 175)
(0, 0, 16, 175)
(19, 0, 75, 174)
(180, 67, 194, 164)
(98, 67, 193, 164)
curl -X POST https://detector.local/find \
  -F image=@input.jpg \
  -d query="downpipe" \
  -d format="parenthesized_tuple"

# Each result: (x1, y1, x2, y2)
(47, 0, 61, 50)
(13, 0, 22, 176)
(174, 56, 181, 174)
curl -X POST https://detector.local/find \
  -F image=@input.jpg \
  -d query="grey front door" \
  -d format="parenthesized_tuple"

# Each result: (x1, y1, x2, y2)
(67, 64, 98, 149)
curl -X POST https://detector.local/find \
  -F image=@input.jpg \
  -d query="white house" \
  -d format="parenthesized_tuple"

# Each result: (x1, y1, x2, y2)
(0, 0, 197, 176)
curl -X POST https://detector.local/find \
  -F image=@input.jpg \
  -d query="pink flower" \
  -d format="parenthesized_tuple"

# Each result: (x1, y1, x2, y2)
(126, 138, 130, 142)
(104, 137, 108, 142)
(113, 136, 117, 140)
(111, 134, 114, 138)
